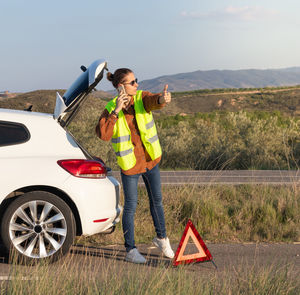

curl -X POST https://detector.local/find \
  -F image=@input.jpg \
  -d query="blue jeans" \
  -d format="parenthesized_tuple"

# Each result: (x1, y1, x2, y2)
(121, 164, 167, 252)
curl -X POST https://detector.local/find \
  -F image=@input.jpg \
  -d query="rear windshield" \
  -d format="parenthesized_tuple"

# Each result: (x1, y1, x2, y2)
(0, 121, 30, 146)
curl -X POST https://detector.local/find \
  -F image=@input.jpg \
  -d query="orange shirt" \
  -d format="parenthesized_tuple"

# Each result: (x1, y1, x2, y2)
(96, 91, 165, 175)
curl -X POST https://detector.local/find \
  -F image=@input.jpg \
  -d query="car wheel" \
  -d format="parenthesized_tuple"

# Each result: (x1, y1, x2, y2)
(1, 191, 75, 263)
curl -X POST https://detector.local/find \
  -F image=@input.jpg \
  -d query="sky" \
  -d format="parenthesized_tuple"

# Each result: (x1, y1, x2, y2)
(1, 0, 300, 92)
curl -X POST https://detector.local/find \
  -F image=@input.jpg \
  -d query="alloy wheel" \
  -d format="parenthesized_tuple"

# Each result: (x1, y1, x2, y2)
(8, 200, 67, 259)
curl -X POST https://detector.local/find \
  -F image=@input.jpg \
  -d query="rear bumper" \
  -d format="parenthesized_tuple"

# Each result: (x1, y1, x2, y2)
(60, 174, 122, 236)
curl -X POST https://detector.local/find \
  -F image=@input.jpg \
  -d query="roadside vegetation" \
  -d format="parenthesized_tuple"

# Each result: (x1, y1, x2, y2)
(1, 256, 299, 294)
(81, 184, 300, 246)
(1, 184, 299, 294)
(171, 84, 300, 96)
(157, 111, 300, 170)
(67, 108, 300, 171)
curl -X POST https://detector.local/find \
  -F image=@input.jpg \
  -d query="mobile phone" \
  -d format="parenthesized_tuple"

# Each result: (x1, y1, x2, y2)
(117, 84, 126, 94)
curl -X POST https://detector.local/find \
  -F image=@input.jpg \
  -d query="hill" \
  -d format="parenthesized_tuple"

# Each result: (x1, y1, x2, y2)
(0, 86, 299, 118)
(139, 67, 300, 93)
(0, 89, 113, 113)
(155, 86, 300, 117)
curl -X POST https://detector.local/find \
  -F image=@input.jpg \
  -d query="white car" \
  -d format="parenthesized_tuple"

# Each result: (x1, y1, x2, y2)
(0, 59, 122, 263)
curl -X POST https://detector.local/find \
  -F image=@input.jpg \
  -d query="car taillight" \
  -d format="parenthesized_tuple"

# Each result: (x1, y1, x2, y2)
(57, 159, 107, 179)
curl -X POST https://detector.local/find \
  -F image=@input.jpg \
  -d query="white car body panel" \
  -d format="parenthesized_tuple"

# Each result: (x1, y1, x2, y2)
(60, 175, 120, 235)
(0, 110, 82, 157)
(0, 108, 121, 236)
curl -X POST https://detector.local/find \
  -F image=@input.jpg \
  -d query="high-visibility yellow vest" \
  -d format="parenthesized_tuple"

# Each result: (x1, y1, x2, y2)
(105, 90, 162, 171)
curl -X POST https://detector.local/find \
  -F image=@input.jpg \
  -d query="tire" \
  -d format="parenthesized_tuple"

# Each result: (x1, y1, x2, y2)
(1, 191, 75, 264)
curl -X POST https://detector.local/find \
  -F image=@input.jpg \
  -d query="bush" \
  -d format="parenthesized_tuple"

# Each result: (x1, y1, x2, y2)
(157, 111, 300, 170)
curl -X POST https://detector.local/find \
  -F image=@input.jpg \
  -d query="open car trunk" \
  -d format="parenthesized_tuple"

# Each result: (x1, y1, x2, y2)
(53, 59, 109, 168)
(54, 59, 108, 127)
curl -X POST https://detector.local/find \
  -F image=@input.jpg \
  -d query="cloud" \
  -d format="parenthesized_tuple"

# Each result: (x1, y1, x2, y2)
(181, 6, 279, 22)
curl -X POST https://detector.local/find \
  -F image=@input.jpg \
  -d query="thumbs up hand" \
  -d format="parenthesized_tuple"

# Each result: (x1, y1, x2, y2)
(159, 84, 171, 104)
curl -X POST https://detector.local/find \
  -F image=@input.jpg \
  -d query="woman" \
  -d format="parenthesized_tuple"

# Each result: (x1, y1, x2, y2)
(96, 68, 174, 264)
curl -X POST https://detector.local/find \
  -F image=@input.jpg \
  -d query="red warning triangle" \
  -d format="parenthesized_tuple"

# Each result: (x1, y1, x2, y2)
(173, 219, 212, 266)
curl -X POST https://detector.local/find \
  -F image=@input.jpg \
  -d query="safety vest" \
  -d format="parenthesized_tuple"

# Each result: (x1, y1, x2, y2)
(105, 90, 162, 171)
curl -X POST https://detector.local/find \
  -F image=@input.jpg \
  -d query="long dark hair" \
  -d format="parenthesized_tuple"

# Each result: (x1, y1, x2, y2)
(107, 68, 133, 88)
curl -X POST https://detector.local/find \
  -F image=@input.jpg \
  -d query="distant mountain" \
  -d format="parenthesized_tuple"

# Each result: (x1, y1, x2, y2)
(138, 67, 300, 93)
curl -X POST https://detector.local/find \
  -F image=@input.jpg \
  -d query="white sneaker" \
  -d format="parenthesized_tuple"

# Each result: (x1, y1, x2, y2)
(153, 237, 175, 259)
(125, 248, 146, 264)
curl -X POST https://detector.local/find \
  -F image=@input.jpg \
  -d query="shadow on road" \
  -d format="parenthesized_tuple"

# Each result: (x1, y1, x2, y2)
(1, 242, 216, 270)
(71, 244, 174, 268)
(0, 242, 174, 268)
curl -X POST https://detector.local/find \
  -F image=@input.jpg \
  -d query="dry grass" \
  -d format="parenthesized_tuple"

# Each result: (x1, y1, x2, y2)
(76, 184, 300, 248)
(1, 184, 299, 294)
(1, 248, 299, 295)
(157, 111, 300, 170)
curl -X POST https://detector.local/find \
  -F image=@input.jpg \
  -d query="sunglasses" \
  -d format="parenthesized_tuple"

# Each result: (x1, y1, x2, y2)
(123, 78, 138, 86)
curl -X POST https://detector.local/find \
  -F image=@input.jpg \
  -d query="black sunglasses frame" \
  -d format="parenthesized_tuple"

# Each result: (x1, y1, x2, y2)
(123, 78, 138, 86)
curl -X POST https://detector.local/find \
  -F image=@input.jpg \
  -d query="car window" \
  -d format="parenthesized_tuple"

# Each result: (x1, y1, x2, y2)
(0, 121, 30, 146)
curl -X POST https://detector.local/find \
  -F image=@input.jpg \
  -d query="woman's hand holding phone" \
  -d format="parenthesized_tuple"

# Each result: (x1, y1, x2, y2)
(114, 84, 130, 113)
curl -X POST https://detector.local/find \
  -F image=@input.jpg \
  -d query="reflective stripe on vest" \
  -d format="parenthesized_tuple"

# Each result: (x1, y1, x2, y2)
(111, 135, 131, 144)
(115, 148, 133, 157)
(145, 119, 155, 130)
(105, 90, 162, 171)
(148, 134, 159, 143)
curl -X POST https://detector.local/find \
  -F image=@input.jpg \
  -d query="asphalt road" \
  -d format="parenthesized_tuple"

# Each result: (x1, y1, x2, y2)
(112, 170, 300, 185)
(0, 243, 299, 280)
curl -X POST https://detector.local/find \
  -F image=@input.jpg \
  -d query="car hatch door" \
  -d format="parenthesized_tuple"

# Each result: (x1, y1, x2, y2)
(54, 59, 107, 127)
